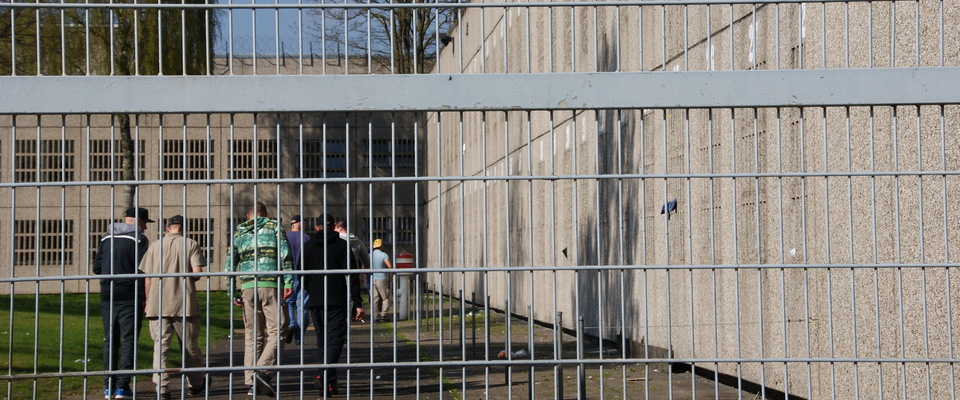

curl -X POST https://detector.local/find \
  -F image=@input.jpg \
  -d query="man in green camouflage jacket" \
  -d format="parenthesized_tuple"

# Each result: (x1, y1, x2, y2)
(225, 201, 293, 397)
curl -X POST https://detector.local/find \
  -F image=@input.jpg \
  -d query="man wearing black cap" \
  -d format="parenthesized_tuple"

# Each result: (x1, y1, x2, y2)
(140, 215, 207, 399)
(93, 207, 153, 399)
(301, 213, 364, 396)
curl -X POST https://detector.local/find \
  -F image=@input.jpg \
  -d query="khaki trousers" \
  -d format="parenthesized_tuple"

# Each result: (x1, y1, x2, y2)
(242, 287, 287, 385)
(149, 317, 204, 393)
(372, 279, 391, 317)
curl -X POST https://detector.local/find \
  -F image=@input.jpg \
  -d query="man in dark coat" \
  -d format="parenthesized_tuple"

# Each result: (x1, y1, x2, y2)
(301, 213, 364, 396)
(93, 207, 153, 399)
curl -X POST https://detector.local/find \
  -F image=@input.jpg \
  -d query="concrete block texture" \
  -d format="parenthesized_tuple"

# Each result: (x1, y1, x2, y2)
(424, 0, 960, 397)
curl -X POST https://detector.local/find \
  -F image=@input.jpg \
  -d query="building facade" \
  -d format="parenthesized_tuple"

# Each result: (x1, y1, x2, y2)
(0, 56, 424, 294)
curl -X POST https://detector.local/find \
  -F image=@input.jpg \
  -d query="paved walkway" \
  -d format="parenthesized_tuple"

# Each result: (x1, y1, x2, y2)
(80, 296, 750, 399)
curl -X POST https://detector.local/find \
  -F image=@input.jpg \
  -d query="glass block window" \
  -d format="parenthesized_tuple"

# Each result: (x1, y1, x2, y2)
(15, 140, 76, 182)
(360, 139, 415, 169)
(15, 219, 75, 266)
(361, 216, 416, 246)
(296, 140, 346, 178)
(162, 140, 214, 180)
(231, 140, 278, 179)
(89, 140, 146, 181)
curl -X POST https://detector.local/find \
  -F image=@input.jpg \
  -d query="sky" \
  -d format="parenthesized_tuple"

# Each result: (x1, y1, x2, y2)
(214, 0, 329, 57)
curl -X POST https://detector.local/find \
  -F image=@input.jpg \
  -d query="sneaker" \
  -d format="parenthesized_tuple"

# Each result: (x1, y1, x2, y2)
(253, 372, 276, 397)
(158, 392, 171, 400)
(114, 388, 133, 399)
(379, 315, 392, 322)
(282, 329, 294, 344)
(326, 383, 339, 396)
(188, 385, 206, 397)
(314, 377, 338, 397)
(247, 386, 269, 396)
(103, 389, 111, 399)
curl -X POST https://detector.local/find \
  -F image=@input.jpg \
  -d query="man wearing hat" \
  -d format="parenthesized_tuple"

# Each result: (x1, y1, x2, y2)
(93, 207, 154, 399)
(285, 214, 309, 344)
(369, 238, 393, 322)
(301, 213, 364, 396)
(140, 215, 207, 399)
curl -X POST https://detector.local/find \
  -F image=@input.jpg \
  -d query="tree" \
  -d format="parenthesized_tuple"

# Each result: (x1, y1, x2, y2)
(309, 0, 456, 74)
(1, 1, 217, 209)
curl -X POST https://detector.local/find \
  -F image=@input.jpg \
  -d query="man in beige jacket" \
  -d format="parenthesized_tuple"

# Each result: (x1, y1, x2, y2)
(140, 215, 206, 399)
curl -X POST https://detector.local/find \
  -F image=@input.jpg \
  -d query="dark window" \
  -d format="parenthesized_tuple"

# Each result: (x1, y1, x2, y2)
(360, 139, 415, 169)
(296, 140, 346, 178)
(361, 216, 416, 246)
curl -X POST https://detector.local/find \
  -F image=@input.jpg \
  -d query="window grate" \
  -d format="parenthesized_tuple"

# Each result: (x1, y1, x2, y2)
(89, 140, 146, 181)
(231, 139, 277, 179)
(15, 140, 75, 182)
(15, 219, 74, 266)
(361, 216, 415, 246)
(162, 139, 214, 181)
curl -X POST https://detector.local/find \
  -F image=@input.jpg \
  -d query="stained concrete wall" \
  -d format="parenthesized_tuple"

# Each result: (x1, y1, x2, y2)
(424, 1, 960, 397)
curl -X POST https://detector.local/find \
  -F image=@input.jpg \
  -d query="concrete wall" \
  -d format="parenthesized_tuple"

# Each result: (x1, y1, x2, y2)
(424, 1, 960, 397)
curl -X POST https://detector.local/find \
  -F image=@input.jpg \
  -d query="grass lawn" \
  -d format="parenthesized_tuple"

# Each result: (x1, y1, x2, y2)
(0, 292, 237, 399)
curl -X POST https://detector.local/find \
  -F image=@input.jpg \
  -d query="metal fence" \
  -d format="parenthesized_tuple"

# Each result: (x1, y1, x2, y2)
(2, 0, 960, 398)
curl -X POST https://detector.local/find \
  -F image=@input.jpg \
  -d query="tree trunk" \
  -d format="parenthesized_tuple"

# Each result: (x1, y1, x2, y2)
(118, 114, 137, 210)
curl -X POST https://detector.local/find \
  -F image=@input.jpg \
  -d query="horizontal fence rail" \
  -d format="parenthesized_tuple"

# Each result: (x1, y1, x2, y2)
(4, 68, 960, 113)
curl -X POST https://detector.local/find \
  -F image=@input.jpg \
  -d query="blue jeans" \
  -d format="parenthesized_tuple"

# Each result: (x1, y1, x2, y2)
(286, 278, 309, 342)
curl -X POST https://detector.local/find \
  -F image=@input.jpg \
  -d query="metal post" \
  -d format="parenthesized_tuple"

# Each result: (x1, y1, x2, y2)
(505, 299, 511, 385)
(556, 311, 563, 400)
(486, 295, 491, 361)
(472, 292, 477, 360)
(448, 287, 454, 343)
(578, 316, 586, 400)
(528, 304, 534, 400)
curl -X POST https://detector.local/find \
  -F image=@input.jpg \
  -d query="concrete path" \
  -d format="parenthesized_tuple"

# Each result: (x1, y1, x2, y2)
(80, 298, 751, 399)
